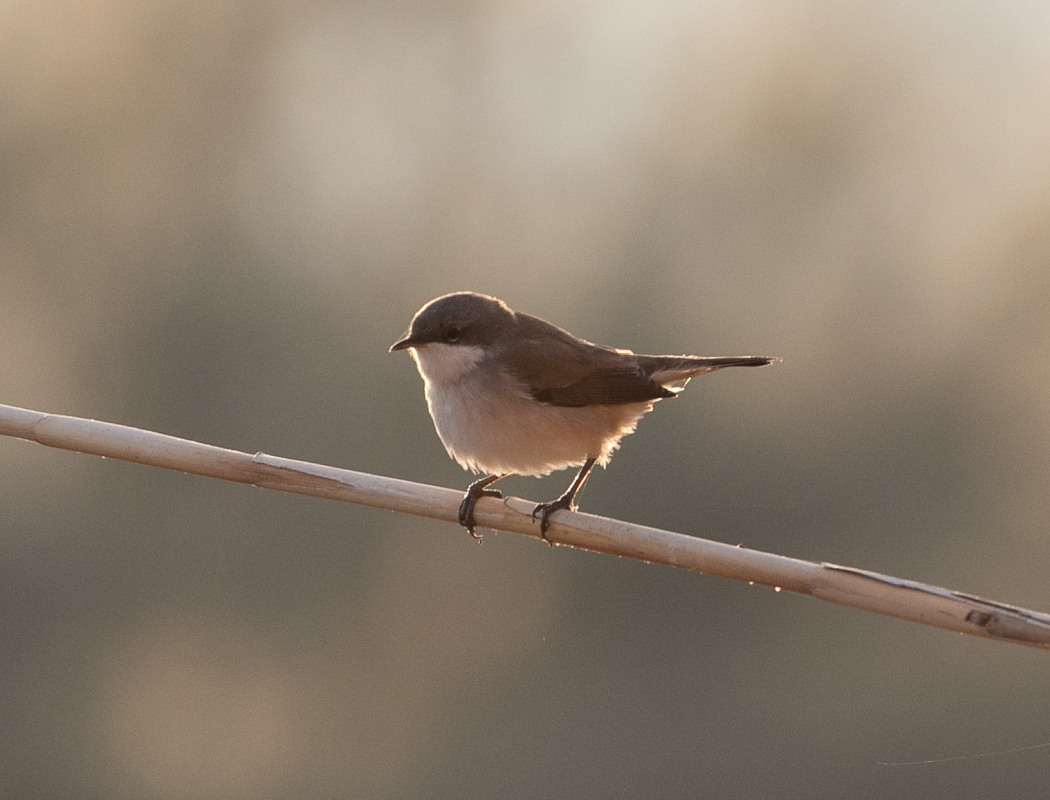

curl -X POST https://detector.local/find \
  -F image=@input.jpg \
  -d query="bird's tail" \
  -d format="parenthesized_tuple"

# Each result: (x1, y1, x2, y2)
(639, 355, 779, 386)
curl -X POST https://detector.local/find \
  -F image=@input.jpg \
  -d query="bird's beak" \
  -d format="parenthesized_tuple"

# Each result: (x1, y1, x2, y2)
(389, 335, 419, 352)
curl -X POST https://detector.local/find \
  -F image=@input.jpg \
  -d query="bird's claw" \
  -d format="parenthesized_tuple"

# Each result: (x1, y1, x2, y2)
(531, 498, 575, 544)
(458, 488, 503, 541)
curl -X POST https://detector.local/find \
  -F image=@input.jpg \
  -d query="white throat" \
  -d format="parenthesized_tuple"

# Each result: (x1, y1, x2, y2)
(410, 342, 486, 385)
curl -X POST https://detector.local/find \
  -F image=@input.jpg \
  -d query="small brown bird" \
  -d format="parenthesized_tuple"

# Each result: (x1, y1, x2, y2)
(391, 292, 777, 538)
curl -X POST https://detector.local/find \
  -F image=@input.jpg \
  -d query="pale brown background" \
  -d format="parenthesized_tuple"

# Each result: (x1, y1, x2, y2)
(3, 1, 1050, 797)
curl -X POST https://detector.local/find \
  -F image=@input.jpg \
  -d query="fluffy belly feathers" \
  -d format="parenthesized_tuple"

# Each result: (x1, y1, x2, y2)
(423, 371, 653, 476)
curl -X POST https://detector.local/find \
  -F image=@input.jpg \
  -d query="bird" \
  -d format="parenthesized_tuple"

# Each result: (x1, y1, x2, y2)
(390, 291, 777, 539)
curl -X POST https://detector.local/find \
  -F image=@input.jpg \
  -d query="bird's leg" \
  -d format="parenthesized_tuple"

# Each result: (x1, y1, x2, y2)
(532, 458, 597, 541)
(458, 474, 505, 540)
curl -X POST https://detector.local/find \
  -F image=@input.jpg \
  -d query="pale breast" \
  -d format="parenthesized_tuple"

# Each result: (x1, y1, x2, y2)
(415, 348, 656, 476)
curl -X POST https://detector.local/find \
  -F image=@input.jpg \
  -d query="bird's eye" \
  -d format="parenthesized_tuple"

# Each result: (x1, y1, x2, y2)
(443, 326, 462, 343)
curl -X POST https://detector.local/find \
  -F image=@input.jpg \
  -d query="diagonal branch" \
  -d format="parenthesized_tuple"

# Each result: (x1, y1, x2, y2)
(2, 402, 1049, 651)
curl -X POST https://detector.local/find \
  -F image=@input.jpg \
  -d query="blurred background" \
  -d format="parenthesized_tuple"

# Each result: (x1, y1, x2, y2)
(3, 0, 1050, 797)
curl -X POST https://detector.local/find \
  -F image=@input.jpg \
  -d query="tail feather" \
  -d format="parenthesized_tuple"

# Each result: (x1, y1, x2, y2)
(639, 355, 779, 385)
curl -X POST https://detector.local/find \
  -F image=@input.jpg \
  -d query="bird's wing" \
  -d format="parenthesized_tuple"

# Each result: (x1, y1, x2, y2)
(529, 367, 675, 407)
(501, 314, 673, 408)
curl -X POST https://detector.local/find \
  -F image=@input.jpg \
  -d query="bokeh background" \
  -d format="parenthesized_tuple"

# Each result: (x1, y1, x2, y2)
(4, 1, 1050, 797)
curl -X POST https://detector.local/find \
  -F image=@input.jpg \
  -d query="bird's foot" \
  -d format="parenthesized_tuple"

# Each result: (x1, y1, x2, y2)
(531, 497, 576, 544)
(458, 486, 503, 541)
